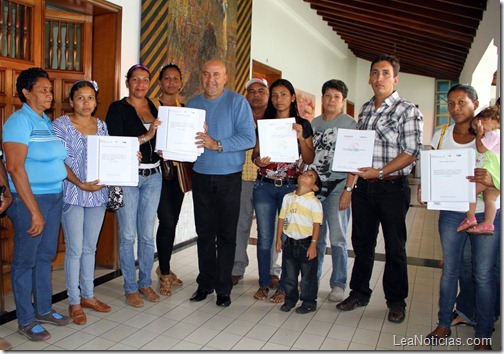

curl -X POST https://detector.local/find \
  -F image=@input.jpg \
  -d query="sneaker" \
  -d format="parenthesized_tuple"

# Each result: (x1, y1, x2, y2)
(295, 302, 316, 314)
(139, 287, 160, 302)
(35, 310, 71, 326)
(336, 295, 368, 311)
(18, 321, 51, 342)
(328, 286, 345, 302)
(280, 302, 295, 312)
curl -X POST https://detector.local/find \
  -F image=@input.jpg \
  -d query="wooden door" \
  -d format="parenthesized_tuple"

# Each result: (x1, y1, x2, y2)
(0, 0, 122, 295)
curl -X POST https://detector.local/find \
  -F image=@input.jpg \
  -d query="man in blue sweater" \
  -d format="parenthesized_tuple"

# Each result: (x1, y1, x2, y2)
(187, 59, 256, 307)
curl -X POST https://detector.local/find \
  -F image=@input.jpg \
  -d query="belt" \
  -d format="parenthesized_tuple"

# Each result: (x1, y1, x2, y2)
(366, 175, 405, 183)
(139, 166, 161, 177)
(257, 174, 297, 187)
(286, 236, 312, 246)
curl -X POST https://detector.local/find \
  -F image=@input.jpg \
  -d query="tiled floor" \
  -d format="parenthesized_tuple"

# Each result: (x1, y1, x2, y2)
(0, 179, 501, 350)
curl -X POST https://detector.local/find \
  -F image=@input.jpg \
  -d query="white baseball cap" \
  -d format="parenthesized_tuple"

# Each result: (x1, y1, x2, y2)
(245, 77, 268, 90)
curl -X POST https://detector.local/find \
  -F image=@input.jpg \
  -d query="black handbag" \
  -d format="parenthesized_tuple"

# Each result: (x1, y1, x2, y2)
(106, 186, 124, 211)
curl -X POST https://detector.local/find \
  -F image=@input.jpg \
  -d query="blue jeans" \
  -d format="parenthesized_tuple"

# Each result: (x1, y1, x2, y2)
(8, 193, 62, 326)
(117, 172, 162, 294)
(438, 210, 500, 339)
(282, 236, 318, 307)
(317, 181, 350, 289)
(62, 203, 106, 305)
(192, 172, 242, 295)
(253, 179, 296, 287)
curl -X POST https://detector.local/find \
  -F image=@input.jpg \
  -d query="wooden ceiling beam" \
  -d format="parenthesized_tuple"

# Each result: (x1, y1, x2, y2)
(324, 17, 471, 51)
(309, 0, 480, 29)
(333, 27, 469, 60)
(316, 9, 474, 45)
(337, 31, 466, 65)
(385, 0, 485, 19)
(349, 43, 464, 71)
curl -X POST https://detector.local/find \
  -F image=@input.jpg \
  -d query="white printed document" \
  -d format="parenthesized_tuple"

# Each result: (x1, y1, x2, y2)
(87, 136, 139, 186)
(156, 106, 205, 162)
(420, 148, 476, 210)
(331, 129, 376, 172)
(257, 118, 298, 163)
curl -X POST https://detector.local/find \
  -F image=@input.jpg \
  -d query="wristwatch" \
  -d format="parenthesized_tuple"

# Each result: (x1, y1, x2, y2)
(344, 186, 353, 192)
(378, 169, 384, 180)
(216, 140, 223, 153)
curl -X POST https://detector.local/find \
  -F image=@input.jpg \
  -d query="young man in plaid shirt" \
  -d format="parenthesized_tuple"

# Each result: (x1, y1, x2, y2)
(336, 54, 423, 324)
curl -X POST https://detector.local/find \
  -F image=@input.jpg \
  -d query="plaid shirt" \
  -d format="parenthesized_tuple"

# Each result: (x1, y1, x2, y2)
(357, 91, 423, 176)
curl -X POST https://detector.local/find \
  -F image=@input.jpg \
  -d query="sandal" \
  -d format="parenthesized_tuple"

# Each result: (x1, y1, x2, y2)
(254, 286, 269, 300)
(269, 289, 285, 303)
(156, 266, 172, 296)
(457, 217, 477, 232)
(467, 223, 494, 235)
(169, 270, 183, 286)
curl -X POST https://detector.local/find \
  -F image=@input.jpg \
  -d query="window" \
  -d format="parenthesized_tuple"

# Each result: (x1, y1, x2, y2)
(434, 79, 458, 129)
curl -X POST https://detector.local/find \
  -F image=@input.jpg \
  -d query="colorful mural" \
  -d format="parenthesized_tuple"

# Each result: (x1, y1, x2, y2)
(141, 0, 238, 103)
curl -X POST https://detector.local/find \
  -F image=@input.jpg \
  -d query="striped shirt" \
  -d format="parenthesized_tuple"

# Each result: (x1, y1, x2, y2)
(279, 191, 323, 240)
(357, 91, 423, 176)
(53, 115, 108, 207)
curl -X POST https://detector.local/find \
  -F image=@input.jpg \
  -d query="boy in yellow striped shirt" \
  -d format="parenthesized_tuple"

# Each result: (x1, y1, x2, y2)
(276, 169, 323, 313)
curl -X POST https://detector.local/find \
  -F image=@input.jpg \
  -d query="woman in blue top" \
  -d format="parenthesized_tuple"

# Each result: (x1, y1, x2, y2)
(53, 80, 111, 326)
(3, 68, 70, 342)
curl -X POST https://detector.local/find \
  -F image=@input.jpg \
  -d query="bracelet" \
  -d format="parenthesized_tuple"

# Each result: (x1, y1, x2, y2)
(140, 134, 146, 144)
(311, 239, 318, 243)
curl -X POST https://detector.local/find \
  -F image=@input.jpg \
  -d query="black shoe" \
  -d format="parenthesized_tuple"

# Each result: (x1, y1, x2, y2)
(280, 302, 295, 312)
(216, 294, 231, 307)
(295, 303, 316, 314)
(336, 296, 368, 311)
(231, 275, 243, 286)
(388, 305, 406, 323)
(190, 289, 213, 302)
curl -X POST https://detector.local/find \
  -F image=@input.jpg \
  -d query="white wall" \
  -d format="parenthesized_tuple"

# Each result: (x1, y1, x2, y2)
(460, 0, 500, 106)
(251, 0, 356, 116)
(251, 0, 435, 145)
(106, 0, 142, 99)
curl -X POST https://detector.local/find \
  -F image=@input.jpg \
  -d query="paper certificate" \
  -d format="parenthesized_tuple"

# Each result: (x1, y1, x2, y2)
(257, 118, 298, 163)
(156, 106, 205, 162)
(420, 148, 476, 206)
(331, 129, 376, 172)
(87, 136, 139, 186)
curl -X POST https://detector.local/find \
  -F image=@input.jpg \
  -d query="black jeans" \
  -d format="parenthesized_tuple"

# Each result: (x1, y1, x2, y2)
(192, 172, 242, 295)
(282, 235, 318, 306)
(349, 177, 410, 308)
(156, 166, 185, 275)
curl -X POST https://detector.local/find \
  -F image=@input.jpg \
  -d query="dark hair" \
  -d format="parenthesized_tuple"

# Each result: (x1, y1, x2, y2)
(321, 79, 348, 98)
(69, 80, 98, 100)
(126, 64, 151, 80)
(469, 105, 500, 135)
(159, 63, 182, 81)
(447, 84, 478, 103)
(307, 168, 322, 196)
(371, 54, 400, 77)
(264, 79, 300, 119)
(16, 67, 50, 103)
